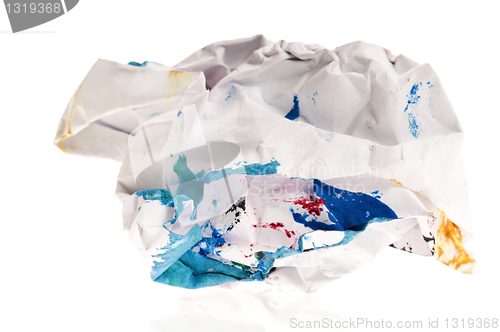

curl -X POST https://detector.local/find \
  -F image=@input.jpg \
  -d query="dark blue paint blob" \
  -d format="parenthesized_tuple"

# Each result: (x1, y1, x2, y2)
(291, 210, 343, 231)
(312, 179, 398, 231)
(285, 95, 300, 121)
(128, 61, 148, 67)
(198, 237, 226, 257)
(196, 222, 227, 257)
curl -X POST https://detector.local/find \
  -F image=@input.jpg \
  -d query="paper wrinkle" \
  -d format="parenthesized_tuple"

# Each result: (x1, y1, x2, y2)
(55, 36, 475, 290)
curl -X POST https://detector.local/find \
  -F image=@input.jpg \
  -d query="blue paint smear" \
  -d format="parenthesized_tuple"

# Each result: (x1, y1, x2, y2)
(195, 221, 227, 257)
(225, 85, 236, 101)
(291, 180, 398, 254)
(177, 110, 182, 117)
(285, 95, 300, 121)
(326, 132, 334, 142)
(404, 83, 422, 138)
(408, 114, 420, 138)
(371, 190, 382, 199)
(312, 91, 318, 106)
(128, 61, 148, 67)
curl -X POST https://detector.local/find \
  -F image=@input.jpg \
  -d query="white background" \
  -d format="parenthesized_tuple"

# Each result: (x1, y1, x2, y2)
(1, 1, 499, 331)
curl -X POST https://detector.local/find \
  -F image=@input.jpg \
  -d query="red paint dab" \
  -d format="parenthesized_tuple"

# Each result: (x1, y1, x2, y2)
(288, 197, 325, 216)
(253, 222, 296, 238)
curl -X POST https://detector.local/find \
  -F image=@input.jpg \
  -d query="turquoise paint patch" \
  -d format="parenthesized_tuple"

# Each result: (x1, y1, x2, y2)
(152, 221, 277, 289)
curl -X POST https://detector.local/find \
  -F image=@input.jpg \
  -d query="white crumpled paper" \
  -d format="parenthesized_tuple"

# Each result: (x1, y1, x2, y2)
(54, 35, 475, 292)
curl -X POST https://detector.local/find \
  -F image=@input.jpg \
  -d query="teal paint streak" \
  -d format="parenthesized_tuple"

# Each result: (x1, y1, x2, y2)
(150, 224, 203, 280)
(173, 155, 205, 220)
(128, 61, 148, 67)
(173, 154, 197, 182)
(201, 159, 280, 184)
(135, 189, 174, 207)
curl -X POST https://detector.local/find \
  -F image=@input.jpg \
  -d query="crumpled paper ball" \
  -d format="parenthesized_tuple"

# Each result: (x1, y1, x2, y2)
(54, 35, 475, 292)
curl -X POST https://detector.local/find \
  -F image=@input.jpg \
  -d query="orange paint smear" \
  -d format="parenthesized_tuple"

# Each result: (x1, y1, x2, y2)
(57, 144, 67, 153)
(59, 83, 83, 142)
(59, 133, 72, 141)
(434, 211, 475, 274)
(390, 178, 403, 186)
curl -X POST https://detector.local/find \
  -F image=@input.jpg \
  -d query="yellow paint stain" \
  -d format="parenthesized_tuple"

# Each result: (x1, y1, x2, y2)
(390, 179, 403, 186)
(434, 210, 475, 274)
(168, 71, 188, 78)
(165, 71, 195, 99)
